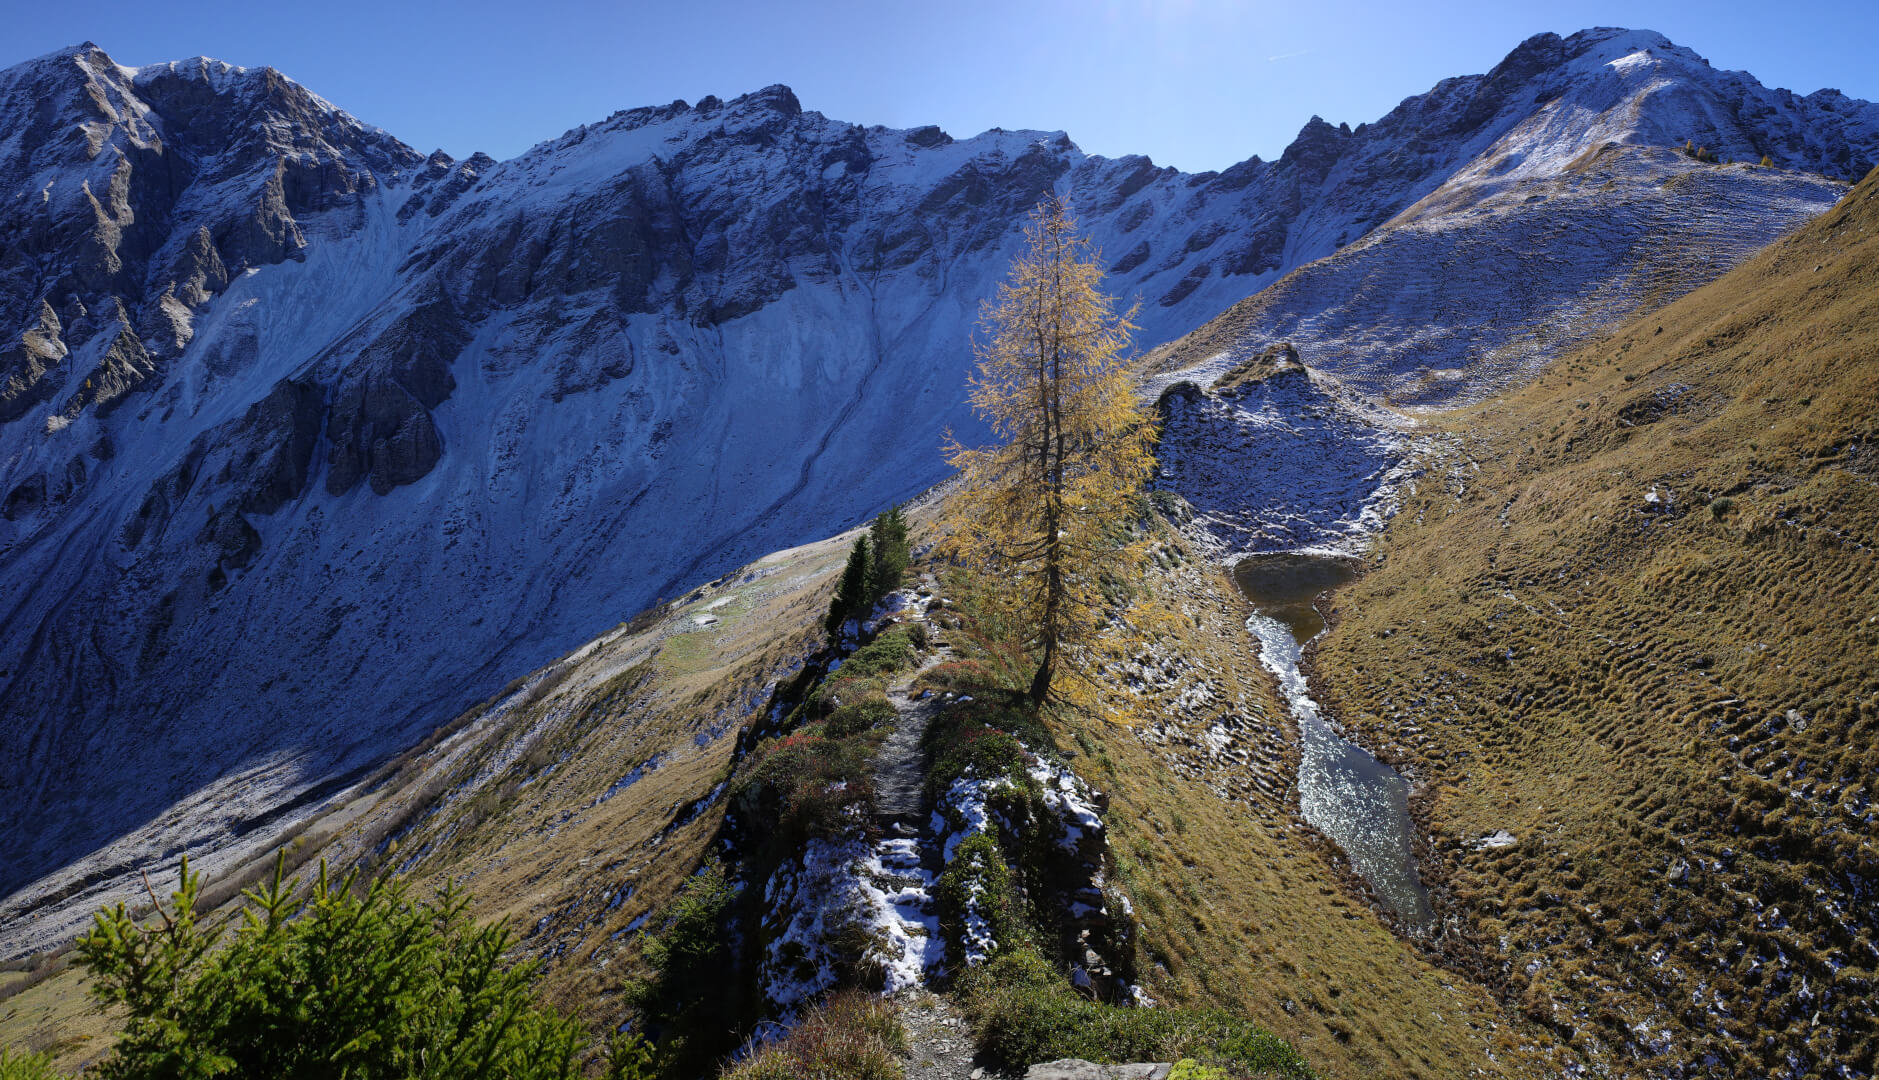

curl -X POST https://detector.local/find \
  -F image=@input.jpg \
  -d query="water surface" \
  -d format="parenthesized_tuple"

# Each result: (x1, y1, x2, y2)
(1232, 554, 1360, 642)
(1234, 553, 1435, 928)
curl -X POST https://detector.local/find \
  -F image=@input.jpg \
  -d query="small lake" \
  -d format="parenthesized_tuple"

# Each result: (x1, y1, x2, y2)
(1233, 553, 1435, 929)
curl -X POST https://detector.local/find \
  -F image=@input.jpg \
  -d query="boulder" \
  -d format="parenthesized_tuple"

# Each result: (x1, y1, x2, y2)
(1024, 1061, 1171, 1080)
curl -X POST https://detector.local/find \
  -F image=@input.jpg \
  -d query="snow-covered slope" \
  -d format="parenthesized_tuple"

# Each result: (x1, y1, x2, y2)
(1149, 28, 1876, 556)
(1, 29, 1876, 948)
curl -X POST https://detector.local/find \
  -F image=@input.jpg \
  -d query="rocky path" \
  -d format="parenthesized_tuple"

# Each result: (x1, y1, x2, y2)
(897, 991, 1011, 1080)
(875, 674, 946, 827)
(860, 588, 955, 991)
(871, 592, 1162, 1080)
(898, 990, 1167, 1080)
(872, 589, 951, 830)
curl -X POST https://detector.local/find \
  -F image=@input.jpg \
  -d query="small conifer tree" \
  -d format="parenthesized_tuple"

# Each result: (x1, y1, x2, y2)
(0, 1049, 59, 1080)
(825, 534, 873, 642)
(59, 855, 650, 1080)
(625, 863, 737, 1077)
(866, 504, 911, 604)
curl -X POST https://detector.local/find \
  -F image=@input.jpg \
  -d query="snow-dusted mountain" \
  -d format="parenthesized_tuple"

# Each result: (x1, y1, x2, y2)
(1, 28, 1875, 944)
(1149, 28, 1876, 554)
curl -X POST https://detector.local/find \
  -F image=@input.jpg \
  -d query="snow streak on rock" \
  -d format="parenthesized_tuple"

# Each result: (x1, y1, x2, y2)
(760, 835, 877, 1013)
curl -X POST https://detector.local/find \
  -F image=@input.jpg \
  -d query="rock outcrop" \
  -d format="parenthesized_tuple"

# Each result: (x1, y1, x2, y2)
(0, 303, 69, 423)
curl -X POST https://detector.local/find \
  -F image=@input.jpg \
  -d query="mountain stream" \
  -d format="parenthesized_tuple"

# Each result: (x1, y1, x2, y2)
(1234, 553, 1435, 928)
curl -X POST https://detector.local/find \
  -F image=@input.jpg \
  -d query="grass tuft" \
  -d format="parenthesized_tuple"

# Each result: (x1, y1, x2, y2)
(722, 992, 907, 1080)
(960, 949, 1313, 1078)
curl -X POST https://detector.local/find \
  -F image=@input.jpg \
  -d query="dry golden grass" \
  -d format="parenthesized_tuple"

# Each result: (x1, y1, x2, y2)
(722, 991, 907, 1080)
(0, 529, 861, 1061)
(0, 963, 114, 1072)
(372, 529, 859, 1029)
(1311, 168, 1879, 1075)
(1041, 529, 1567, 1080)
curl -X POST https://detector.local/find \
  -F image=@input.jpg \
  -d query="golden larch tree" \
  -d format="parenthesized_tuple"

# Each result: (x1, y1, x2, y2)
(944, 195, 1158, 706)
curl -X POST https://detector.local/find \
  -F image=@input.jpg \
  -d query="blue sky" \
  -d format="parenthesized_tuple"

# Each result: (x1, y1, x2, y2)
(5, 0, 1875, 173)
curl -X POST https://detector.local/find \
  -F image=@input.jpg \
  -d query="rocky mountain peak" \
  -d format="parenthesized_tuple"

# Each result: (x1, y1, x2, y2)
(727, 83, 803, 118)
(1279, 115, 1352, 178)
(1559, 26, 1687, 64)
(4, 41, 116, 80)
(903, 124, 952, 148)
(131, 54, 420, 172)
(1478, 29, 1571, 90)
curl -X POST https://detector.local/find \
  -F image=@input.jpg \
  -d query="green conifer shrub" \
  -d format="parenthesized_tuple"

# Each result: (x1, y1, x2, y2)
(625, 863, 740, 1077)
(0, 1049, 58, 1080)
(61, 855, 650, 1080)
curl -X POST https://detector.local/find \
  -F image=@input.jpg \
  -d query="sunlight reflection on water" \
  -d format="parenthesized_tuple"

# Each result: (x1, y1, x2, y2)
(1235, 554, 1435, 928)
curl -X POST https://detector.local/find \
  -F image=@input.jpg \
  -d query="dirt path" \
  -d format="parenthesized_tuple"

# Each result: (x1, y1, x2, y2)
(898, 991, 1013, 1080)
(872, 594, 951, 830)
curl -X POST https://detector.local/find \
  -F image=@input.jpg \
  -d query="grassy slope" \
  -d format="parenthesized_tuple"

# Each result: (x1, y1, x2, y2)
(0, 531, 855, 1067)
(1311, 169, 1879, 1075)
(1065, 533, 1564, 1080)
(0, 965, 111, 1066)
(364, 532, 853, 1027)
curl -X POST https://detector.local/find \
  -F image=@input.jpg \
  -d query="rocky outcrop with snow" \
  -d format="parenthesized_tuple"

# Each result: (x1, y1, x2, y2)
(1155, 356, 1424, 556)
(2, 29, 1877, 948)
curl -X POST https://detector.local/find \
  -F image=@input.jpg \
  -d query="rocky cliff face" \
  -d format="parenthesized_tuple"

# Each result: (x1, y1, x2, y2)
(1, 28, 1876, 948)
